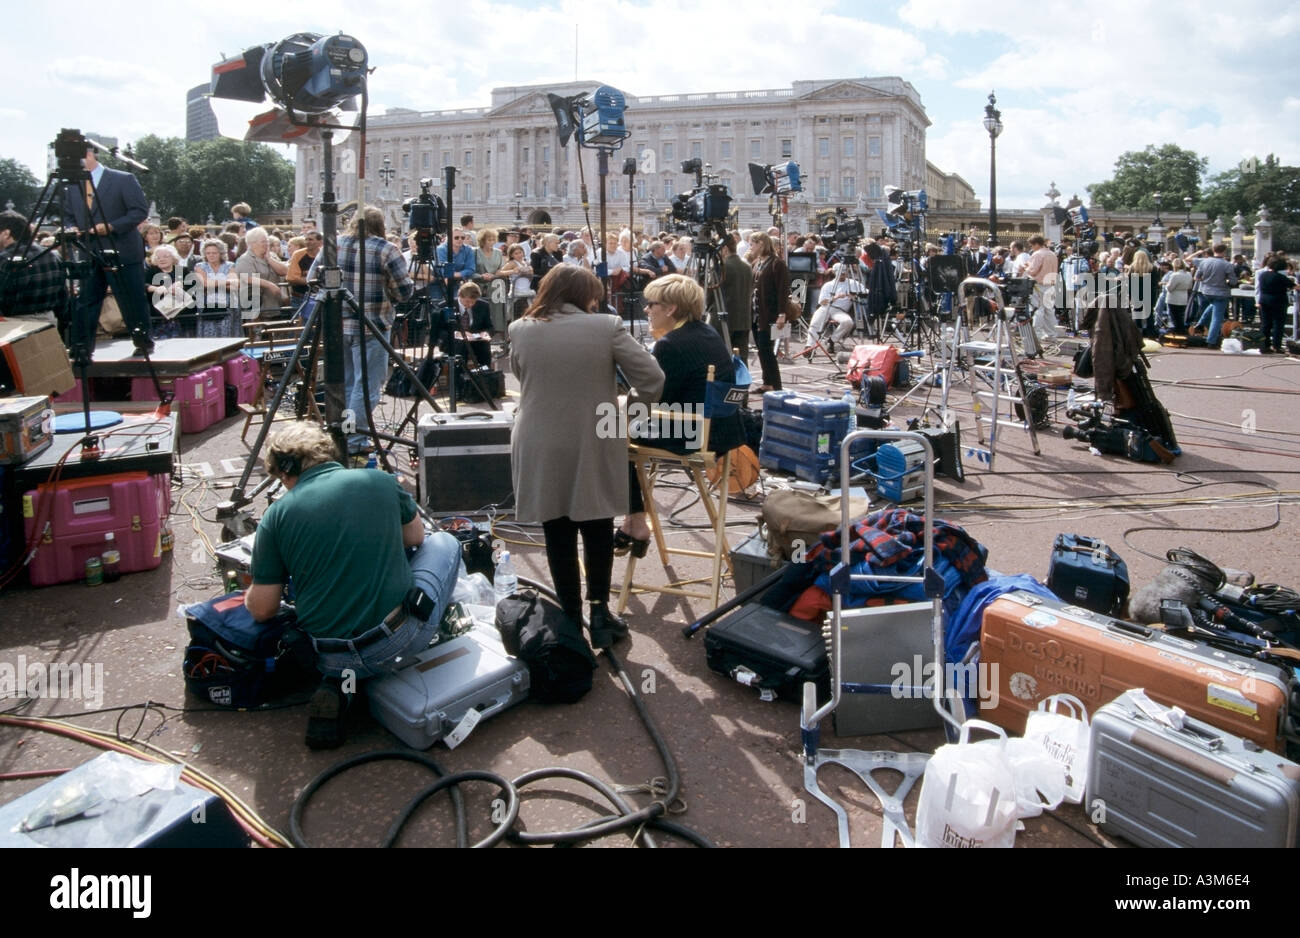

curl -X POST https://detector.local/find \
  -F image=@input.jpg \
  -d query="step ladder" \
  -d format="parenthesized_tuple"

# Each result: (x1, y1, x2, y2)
(960, 308, 1042, 470)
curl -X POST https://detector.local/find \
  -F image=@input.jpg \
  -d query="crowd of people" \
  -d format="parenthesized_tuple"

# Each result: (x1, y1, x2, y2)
(955, 232, 1298, 351)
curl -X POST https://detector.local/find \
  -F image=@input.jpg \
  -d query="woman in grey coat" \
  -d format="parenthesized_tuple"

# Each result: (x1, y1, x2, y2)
(508, 266, 665, 648)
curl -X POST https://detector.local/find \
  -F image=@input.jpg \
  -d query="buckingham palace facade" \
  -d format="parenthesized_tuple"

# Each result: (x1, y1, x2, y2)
(293, 76, 931, 234)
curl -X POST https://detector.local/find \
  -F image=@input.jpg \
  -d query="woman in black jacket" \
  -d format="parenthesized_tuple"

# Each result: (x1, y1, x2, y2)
(615, 274, 745, 555)
(748, 231, 789, 391)
(530, 233, 566, 291)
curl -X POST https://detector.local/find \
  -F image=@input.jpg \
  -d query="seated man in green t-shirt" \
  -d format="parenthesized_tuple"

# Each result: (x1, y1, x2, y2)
(245, 421, 460, 748)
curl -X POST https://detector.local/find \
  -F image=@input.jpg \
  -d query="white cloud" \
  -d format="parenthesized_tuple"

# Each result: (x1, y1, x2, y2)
(2, 1, 1296, 215)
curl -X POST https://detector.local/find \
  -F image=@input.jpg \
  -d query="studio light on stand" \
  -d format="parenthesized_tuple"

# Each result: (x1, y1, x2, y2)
(210, 32, 441, 518)
(747, 159, 802, 240)
(546, 86, 630, 301)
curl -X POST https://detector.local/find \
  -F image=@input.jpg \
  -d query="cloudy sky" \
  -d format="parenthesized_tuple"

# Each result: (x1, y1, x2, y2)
(5, 0, 1298, 210)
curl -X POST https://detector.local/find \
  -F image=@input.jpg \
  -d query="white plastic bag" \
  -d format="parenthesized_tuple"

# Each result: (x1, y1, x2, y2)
(916, 720, 1019, 848)
(1023, 693, 1091, 804)
(1005, 737, 1067, 818)
(451, 572, 495, 608)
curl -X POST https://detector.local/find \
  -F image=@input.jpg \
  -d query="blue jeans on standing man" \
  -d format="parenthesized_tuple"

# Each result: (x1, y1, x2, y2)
(1195, 296, 1229, 348)
(343, 324, 391, 453)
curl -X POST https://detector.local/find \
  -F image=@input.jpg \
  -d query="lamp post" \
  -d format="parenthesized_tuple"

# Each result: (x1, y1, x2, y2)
(378, 155, 396, 227)
(983, 91, 1003, 248)
(1147, 191, 1165, 252)
(514, 192, 522, 222)
(222, 199, 230, 221)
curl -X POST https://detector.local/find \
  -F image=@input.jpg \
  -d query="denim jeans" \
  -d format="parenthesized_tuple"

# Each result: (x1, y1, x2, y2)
(343, 326, 391, 452)
(1195, 296, 1229, 347)
(312, 531, 462, 680)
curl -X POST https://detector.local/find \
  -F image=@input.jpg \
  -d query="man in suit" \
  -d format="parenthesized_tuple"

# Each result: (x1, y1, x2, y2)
(718, 235, 753, 360)
(62, 142, 151, 362)
(451, 281, 493, 368)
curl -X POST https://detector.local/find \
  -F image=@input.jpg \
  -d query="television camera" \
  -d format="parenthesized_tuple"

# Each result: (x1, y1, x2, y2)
(402, 178, 447, 263)
(819, 207, 866, 244)
(1062, 403, 1157, 460)
(670, 158, 732, 232)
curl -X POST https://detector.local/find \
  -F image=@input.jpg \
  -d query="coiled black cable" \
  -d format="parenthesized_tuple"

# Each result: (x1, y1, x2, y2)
(288, 576, 713, 848)
(289, 750, 468, 848)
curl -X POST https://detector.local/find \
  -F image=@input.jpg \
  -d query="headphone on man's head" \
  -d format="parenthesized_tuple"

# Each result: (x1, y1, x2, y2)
(271, 450, 301, 479)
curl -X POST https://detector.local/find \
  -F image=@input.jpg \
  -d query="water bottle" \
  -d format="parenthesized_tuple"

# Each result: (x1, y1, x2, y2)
(493, 550, 518, 606)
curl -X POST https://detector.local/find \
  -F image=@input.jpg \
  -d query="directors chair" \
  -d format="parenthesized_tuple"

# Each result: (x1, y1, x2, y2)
(617, 364, 746, 614)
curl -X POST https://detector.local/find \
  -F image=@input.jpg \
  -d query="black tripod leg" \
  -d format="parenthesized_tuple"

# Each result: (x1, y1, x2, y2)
(355, 301, 459, 414)
(227, 308, 324, 505)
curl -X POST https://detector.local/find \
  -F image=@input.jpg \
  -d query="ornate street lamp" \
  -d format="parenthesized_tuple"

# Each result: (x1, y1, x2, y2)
(378, 155, 396, 192)
(983, 92, 1003, 248)
(1147, 191, 1165, 250)
(514, 192, 522, 222)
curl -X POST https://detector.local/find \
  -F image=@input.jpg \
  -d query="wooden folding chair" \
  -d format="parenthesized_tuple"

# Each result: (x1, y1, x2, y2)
(617, 364, 746, 613)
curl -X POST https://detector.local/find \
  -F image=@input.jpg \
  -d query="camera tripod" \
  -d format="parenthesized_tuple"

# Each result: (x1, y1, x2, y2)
(220, 123, 447, 517)
(684, 220, 730, 338)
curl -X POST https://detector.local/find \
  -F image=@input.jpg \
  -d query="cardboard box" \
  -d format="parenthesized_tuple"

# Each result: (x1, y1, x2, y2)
(0, 320, 75, 397)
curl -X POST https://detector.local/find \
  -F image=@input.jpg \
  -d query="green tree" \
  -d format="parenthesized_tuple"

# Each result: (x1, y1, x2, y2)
(126, 136, 295, 224)
(1202, 155, 1300, 252)
(1087, 144, 1209, 212)
(0, 157, 41, 216)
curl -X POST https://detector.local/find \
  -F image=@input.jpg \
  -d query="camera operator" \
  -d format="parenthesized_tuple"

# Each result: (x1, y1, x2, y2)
(802, 262, 860, 356)
(245, 421, 461, 748)
(61, 140, 152, 359)
(0, 210, 67, 325)
(719, 234, 754, 360)
(307, 205, 415, 456)
(1024, 235, 1061, 342)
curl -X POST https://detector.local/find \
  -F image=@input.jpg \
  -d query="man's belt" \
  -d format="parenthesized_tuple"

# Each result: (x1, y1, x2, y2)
(313, 603, 407, 653)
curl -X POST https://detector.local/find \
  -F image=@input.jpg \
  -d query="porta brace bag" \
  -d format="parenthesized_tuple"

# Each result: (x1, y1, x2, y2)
(759, 489, 870, 561)
(495, 589, 597, 704)
(182, 591, 312, 708)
